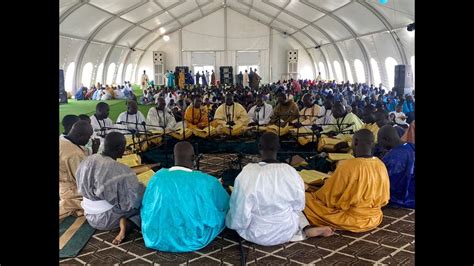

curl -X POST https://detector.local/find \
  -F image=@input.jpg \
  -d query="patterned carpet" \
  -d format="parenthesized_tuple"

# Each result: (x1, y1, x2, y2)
(60, 153, 415, 265)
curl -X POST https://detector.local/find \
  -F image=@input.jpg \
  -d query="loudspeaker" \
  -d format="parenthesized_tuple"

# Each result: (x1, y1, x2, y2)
(175, 66, 189, 73)
(287, 50, 298, 73)
(59, 69, 68, 104)
(394, 65, 413, 89)
(153, 51, 165, 64)
(287, 50, 298, 63)
(220, 66, 233, 85)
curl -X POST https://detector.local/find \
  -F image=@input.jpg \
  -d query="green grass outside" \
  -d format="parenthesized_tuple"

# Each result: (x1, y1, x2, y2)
(59, 85, 154, 135)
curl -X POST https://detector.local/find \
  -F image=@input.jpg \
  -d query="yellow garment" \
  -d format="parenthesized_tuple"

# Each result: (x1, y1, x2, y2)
(178, 72, 185, 89)
(363, 123, 380, 143)
(270, 100, 299, 125)
(169, 126, 193, 140)
(213, 103, 249, 128)
(184, 105, 209, 129)
(59, 138, 87, 219)
(191, 126, 217, 138)
(117, 154, 141, 167)
(265, 124, 292, 136)
(290, 126, 317, 145)
(137, 169, 155, 186)
(322, 112, 364, 134)
(293, 105, 321, 126)
(328, 153, 354, 161)
(317, 136, 346, 152)
(299, 170, 330, 185)
(304, 157, 390, 232)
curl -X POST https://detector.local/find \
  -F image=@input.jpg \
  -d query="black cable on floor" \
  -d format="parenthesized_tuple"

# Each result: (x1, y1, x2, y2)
(238, 236, 246, 266)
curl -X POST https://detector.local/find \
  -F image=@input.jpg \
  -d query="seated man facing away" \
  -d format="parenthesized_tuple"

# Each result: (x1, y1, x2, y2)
(226, 132, 334, 246)
(59, 121, 93, 219)
(378, 125, 415, 209)
(247, 94, 273, 126)
(304, 129, 390, 232)
(141, 141, 229, 252)
(76, 132, 145, 245)
(60, 114, 80, 137)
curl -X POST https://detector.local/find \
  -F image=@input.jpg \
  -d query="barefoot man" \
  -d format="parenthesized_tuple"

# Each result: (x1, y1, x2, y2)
(76, 132, 145, 244)
(226, 132, 334, 246)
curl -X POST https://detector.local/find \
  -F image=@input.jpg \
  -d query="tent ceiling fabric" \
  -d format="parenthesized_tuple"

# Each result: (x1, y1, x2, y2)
(60, 0, 413, 49)
(60, 0, 413, 86)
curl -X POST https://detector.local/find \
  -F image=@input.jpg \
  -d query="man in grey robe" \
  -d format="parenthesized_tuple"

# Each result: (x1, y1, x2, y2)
(76, 132, 145, 244)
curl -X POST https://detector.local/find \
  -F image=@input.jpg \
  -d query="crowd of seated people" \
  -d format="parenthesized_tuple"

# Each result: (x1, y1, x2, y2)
(60, 73, 415, 251)
(74, 81, 137, 101)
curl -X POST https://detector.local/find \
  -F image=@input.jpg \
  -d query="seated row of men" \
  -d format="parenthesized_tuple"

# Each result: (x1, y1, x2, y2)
(60, 119, 414, 250)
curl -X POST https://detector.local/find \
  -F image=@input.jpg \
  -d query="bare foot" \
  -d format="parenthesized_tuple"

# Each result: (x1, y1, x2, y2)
(112, 232, 125, 245)
(304, 226, 335, 238)
(112, 217, 127, 245)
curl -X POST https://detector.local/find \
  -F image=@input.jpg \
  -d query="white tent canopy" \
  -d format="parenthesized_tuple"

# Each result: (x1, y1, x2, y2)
(60, 0, 414, 93)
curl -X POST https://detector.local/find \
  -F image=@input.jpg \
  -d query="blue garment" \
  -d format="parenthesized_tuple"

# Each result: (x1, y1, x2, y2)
(92, 90, 100, 100)
(202, 74, 208, 86)
(185, 72, 194, 85)
(383, 143, 415, 209)
(402, 101, 415, 114)
(75, 89, 84, 100)
(141, 167, 229, 252)
(387, 101, 397, 112)
(166, 72, 174, 88)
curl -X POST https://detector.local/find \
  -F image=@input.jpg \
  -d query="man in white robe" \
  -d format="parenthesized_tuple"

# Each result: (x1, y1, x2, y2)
(116, 100, 146, 134)
(146, 97, 177, 131)
(226, 132, 334, 246)
(247, 94, 273, 126)
(90, 102, 114, 153)
(76, 132, 145, 245)
(141, 70, 149, 91)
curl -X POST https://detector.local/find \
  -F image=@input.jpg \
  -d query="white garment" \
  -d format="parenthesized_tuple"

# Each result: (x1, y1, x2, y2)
(390, 111, 408, 125)
(100, 91, 112, 100)
(116, 111, 147, 133)
(114, 89, 125, 99)
(90, 115, 114, 139)
(243, 73, 249, 87)
(81, 197, 114, 215)
(165, 93, 177, 105)
(316, 107, 334, 125)
(146, 107, 177, 131)
(247, 103, 273, 125)
(226, 162, 305, 246)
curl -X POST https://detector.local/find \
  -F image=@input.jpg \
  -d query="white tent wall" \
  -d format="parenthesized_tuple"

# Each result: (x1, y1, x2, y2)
(60, 0, 414, 90)
(360, 31, 406, 88)
(136, 8, 313, 85)
(336, 38, 369, 84)
(78, 42, 109, 86)
(137, 30, 180, 83)
(60, 37, 85, 92)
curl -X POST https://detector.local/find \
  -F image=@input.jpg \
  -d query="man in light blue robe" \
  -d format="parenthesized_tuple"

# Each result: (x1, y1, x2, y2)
(378, 125, 415, 209)
(166, 71, 175, 88)
(141, 141, 229, 252)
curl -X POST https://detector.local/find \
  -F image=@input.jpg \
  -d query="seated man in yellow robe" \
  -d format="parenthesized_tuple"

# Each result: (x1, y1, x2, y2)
(185, 95, 214, 138)
(269, 92, 299, 127)
(212, 93, 249, 136)
(59, 121, 94, 219)
(304, 129, 390, 232)
(318, 102, 365, 152)
(291, 93, 321, 145)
